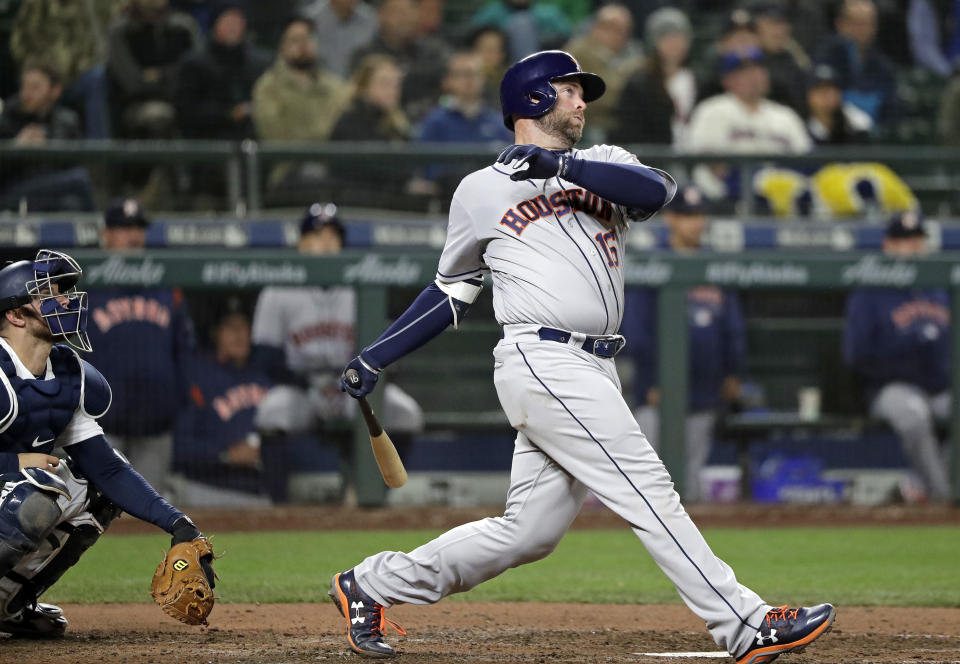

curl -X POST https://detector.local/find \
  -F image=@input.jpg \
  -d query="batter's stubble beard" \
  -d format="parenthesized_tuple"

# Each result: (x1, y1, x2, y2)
(535, 108, 583, 148)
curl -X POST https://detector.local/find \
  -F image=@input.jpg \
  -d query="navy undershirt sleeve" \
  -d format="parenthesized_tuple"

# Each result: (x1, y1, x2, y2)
(67, 435, 184, 532)
(362, 282, 467, 370)
(562, 158, 672, 215)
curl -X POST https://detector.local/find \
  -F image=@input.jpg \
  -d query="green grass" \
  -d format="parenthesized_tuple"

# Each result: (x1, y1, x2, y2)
(45, 527, 960, 607)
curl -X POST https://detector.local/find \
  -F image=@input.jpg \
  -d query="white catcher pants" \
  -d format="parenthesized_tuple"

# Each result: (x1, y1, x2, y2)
(355, 327, 770, 656)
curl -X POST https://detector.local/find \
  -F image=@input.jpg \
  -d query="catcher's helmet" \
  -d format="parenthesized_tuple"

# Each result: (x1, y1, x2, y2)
(0, 249, 91, 352)
(499, 50, 606, 130)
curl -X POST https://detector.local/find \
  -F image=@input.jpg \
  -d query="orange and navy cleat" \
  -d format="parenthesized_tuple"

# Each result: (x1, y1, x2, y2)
(735, 603, 836, 664)
(329, 570, 406, 658)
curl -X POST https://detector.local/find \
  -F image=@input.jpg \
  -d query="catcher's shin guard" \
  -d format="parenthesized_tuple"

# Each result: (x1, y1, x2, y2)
(0, 482, 119, 621)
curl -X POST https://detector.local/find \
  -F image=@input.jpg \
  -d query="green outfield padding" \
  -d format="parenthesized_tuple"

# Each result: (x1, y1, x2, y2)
(45, 527, 960, 607)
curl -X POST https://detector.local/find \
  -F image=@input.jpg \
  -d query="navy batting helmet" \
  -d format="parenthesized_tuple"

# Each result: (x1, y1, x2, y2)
(0, 249, 91, 352)
(499, 50, 606, 130)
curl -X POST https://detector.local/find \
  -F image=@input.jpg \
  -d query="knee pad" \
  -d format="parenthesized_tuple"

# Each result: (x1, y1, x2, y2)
(0, 478, 64, 576)
(0, 487, 118, 617)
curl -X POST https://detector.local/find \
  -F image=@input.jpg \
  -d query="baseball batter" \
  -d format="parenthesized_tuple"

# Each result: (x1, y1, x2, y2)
(329, 51, 835, 664)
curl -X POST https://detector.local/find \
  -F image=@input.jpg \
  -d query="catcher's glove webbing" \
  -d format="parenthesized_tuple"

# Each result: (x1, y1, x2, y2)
(150, 537, 216, 625)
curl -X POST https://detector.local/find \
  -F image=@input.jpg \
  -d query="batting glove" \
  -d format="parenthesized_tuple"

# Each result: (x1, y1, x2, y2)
(340, 355, 380, 398)
(497, 144, 573, 181)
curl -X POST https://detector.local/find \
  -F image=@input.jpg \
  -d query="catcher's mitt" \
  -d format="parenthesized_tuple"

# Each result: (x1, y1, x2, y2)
(150, 537, 216, 625)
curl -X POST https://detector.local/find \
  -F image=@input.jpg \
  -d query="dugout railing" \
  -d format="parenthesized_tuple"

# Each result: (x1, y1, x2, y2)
(3, 140, 960, 217)
(65, 249, 960, 507)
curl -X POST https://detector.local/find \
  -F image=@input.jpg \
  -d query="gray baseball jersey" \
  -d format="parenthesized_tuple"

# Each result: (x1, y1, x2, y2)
(252, 286, 356, 372)
(252, 286, 423, 433)
(352, 145, 774, 658)
(438, 144, 640, 335)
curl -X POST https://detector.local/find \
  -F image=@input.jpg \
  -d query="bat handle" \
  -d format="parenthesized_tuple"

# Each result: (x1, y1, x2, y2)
(357, 396, 383, 436)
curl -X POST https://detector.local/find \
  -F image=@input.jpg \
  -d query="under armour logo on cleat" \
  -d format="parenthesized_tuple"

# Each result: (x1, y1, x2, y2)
(351, 601, 366, 625)
(756, 629, 778, 646)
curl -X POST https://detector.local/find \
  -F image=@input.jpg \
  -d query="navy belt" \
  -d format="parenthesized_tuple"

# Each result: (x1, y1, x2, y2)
(537, 327, 626, 358)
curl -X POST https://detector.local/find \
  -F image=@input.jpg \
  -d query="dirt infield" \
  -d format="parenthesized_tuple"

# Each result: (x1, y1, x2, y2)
(4, 603, 959, 664)
(5, 504, 959, 663)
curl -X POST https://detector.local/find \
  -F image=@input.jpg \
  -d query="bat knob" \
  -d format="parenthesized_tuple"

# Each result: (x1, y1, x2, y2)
(345, 368, 361, 388)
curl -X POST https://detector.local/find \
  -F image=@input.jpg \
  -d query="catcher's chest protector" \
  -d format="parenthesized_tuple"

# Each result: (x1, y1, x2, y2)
(0, 345, 83, 455)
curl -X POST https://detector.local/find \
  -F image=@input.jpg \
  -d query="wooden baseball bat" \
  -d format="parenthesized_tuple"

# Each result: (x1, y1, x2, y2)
(345, 369, 408, 488)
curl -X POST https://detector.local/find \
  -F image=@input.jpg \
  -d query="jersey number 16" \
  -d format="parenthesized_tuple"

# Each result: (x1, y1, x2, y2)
(594, 231, 619, 268)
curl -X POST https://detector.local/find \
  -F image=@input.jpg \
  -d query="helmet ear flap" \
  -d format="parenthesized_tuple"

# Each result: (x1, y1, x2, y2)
(525, 86, 555, 111)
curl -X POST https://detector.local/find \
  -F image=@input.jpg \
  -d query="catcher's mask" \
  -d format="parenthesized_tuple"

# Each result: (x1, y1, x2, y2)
(0, 249, 92, 352)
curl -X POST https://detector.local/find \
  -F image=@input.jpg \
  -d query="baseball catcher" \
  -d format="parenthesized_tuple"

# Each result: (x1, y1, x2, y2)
(0, 249, 216, 636)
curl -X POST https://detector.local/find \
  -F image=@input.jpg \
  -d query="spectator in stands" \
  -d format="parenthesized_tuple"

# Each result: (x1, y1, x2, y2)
(86, 199, 197, 494)
(816, 0, 897, 130)
(172, 296, 273, 507)
(685, 47, 811, 201)
(843, 211, 952, 502)
(0, 58, 95, 213)
(253, 15, 349, 188)
(351, 0, 449, 123)
(621, 186, 746, 502)
(330, 54, 411, 197)
(174, 1, 272, 141)
(413, 49, 512, 196)
(805, 63, 873, 144)
(418, 50, 512, 144)
(469, 25, 509, 110)
(611, 7, 696, 146)
(563, 3, 644, 138)
(254, 16, 348, 142)
(9, 0, 115, 138)
(332, 54, 409, 143)
(908, 0, 960, 78)
(750, 1, 810, 114)
(105, 0, 196, 139)
(695, 8, 761, 103)
(697, 6, 803, 115)
(937, 65, 960, 146)
(471, 0, 572, 62)
(253, 203, 423, 501)
(303, 0, 377, 79)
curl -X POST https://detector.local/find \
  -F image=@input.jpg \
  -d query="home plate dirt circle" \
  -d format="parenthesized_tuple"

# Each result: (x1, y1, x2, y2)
(2, 602, 958, 663)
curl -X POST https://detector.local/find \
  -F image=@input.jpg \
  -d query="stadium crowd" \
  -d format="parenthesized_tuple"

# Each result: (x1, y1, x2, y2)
(0, 0, 957, 210)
